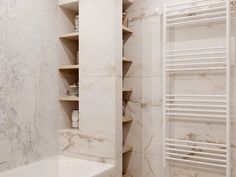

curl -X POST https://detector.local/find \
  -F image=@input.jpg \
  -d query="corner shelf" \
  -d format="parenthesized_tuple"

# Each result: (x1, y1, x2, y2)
(59, 65, 79, 71)
(123, 57, 132, 63)
(123, 0, 133, 11)
(123, 88, 132, 92)
(59, 0, 79, 12)
(123, 175, 132, 177)
(59, 32, 79, 41)
(123, 26, 133, 34)
(123, 116, 133, 123)
(122, 145, 133, 154)
(123, 0, 133, 5)
(60, 128, 79, 133)
(59, 96, 79, 102)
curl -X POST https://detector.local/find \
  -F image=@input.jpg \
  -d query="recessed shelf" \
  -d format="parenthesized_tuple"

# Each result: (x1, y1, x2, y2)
(123, 145, 133, 154)
(60, 128, 79, 133)
(123, 57, 132, 63)
(59, 0, 79, 12)
(123, 175, 132, 177)
(59, 96, 79, 102)
(59, 65, 79, 71)
(123, 0, 133, 11)
(123, 116, 133, 123)
(59, 32, 79, 41)
(123, 0, 133, 5)
(123, 88, 132, 92)
(123, 26, 133, 34)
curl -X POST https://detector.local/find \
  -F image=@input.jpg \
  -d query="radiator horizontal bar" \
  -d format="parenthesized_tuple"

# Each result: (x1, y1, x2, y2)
(166, 1, 225, 12)
(166, 94, 226, 97)
(165, 103, 226, 108)
(166, 62, 226, 67)
(167, 46, 226, 53)
(165, 138, 227, 147)
(167, 52, 226, 58)
(166, 148, 227, 157)
(167, 157, 227, 168)
(167, 16, 226, 27)
(165, 112, 226, 118)
(166, 57, 226, 62)
(166, 143, 226, 152)
(166, 99, 226, 102)
(167, 152, 227, 163)
(166, 0, 225, 8)
(166, 108, 226, 113)
(167, 11, 226, 23)
(166, 66, 226, 71)
(167, 6, 227, 18)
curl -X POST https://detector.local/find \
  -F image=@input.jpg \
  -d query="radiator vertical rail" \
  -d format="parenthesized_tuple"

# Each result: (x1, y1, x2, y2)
(226, 0, 231, 177)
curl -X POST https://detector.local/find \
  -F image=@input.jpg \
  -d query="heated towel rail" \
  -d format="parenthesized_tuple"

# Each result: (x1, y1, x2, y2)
(162, 0, 234, 176)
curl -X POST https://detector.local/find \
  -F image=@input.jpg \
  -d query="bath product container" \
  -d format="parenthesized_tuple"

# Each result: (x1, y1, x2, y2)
(72, 109, 79, 128)
(67, 84, 78, 96)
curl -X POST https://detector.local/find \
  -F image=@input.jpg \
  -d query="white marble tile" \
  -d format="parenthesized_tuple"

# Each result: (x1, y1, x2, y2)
(79, 0, 122, 77)
(126, 152, 164, 177)
(0, 0, 59, 171)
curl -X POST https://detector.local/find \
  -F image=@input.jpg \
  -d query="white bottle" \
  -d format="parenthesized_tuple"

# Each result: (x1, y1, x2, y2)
(72, 109, 79, 128)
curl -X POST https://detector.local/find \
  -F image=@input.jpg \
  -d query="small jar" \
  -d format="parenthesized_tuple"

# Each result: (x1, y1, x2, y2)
(67, 84, 78, 96)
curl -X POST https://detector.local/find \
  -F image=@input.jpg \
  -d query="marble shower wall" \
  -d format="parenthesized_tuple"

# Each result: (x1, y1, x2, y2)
(124, 0, 236, 177)
(0, 0, 59, 172)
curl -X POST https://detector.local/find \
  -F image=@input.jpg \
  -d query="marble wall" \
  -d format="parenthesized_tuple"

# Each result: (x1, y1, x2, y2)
(124, 0, 236, 177)
(0, 0, 59, 172)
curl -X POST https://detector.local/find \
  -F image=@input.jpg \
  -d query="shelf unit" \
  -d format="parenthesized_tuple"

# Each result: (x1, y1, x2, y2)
(122, 116, 133, 123)
(123, 26, 133, 34)
(123, 145, 133, 154)
(163, 1, 232, 176)
(58, 0, 79, 129)
(59, 96, 79, 102)
(59, 32, 79, 41)
(122, 0, 133, 176)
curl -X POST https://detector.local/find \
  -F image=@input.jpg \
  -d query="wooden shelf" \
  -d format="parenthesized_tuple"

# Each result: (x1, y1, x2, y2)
(59, 0, 79, 12)
(123, 0, 134, 5)
(123, 88, 132, 92)
(59, 65, 79, 71)
(123, 145, 133, 154)
(59, 96, 79, 102)
(59, 32, 79, 41)
(123, 26, 133, 34)
(60, 128, 79, 133)
(123, 57, 132, 63)
(123, 0, 133, 11)
(123, 175, 132, 177)
(123, 116, 133, 123)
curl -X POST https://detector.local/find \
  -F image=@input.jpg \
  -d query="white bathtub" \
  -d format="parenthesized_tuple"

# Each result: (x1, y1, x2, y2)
(0, 156, 114, 177)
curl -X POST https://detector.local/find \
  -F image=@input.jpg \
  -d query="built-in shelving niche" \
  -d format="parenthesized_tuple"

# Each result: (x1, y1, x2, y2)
(58, 0, 79, 130)
(122, 0, 133, 176)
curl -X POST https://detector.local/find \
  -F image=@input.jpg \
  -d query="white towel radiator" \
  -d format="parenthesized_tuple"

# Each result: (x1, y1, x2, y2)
(162, 0, 234, 176)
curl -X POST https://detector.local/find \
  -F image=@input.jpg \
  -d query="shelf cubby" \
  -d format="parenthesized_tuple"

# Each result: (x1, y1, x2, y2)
(122, 145, 133, 154)
(59, 0, 79, 12)
(59, 32, 79, 41)
(123, 0, 133, 11)
(123, 57, 132, 63)
(122, 116, 133, 124)
(122, 26, 133, 34)
(59, 64, 79, 71)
